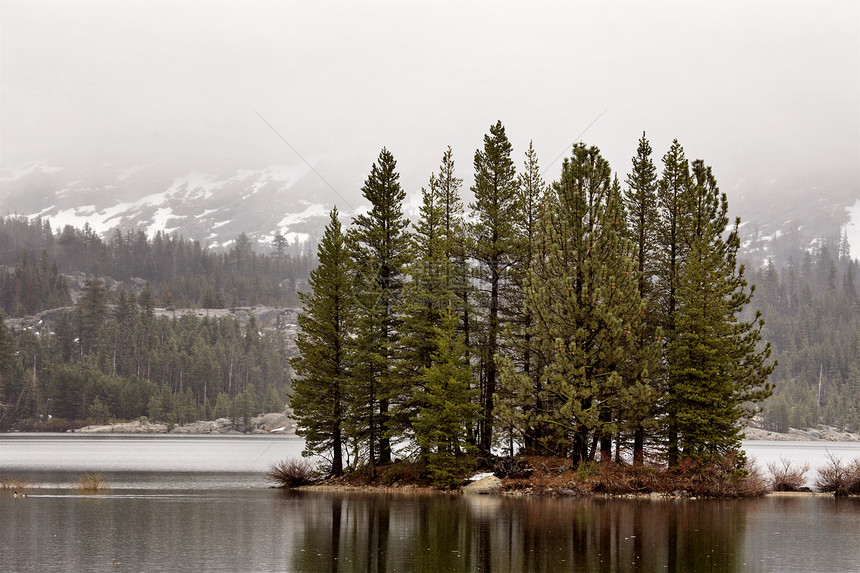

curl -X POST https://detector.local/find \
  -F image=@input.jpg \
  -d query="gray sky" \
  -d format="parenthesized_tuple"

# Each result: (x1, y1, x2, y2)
(1, 0, 858, 197)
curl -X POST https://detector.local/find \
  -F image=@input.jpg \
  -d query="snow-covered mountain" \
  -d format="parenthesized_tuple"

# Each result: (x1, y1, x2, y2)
(0, 159, 369, 251)
(1, 160, 858, 264)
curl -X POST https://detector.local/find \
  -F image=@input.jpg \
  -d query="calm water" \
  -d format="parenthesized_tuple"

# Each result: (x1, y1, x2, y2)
(2, 435, 860, 572)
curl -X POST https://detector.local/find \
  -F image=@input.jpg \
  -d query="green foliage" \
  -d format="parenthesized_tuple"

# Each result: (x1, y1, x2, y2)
(666, 160, 774, 461)
(469, 120, 520, 454)
(290, 208, 356, 476)
(348, 149, 411, 467)
(87, 397, 111, 425)
(752, 249, 860, 433)
(0, 216, 309, 313)
(412, 307, 479, 488)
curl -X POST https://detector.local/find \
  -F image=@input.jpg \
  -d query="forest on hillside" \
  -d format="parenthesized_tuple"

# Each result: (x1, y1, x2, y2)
(0, 216, 312, 315)
(750, 248, 860, 433)
(0, 217, 308, 429)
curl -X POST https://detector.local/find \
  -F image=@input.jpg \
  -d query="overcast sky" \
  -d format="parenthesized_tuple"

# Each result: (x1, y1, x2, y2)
(1, 0, 858, 197)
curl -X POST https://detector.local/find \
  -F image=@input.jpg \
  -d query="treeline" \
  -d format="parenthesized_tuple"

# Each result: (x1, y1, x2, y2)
(0, 216, 314, 315)
(0, 276, 290, 430)
(750, 247, 860, 432)
(291, 123, 775, 485)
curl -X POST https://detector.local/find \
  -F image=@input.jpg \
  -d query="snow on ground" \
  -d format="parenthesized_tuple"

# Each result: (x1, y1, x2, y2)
(145, 207, 180, 237)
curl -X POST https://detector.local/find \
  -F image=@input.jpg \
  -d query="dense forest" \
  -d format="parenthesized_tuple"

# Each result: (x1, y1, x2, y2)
(0, 218, 310, 429)
(750, 247, 860, 433)
(290, 125, 776, 485)
(0, 216, 312, 315)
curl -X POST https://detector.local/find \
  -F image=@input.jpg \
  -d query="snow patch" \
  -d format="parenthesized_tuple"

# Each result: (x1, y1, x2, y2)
(195, 208, 219, 219)
(146, 207, 181, 237)
(276, 203, 329, 228)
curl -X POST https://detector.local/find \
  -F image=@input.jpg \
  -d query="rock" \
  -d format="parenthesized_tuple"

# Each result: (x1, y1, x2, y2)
(462, 475, 502, 494)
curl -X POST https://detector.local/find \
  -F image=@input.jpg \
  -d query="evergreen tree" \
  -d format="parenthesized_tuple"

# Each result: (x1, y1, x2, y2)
(396, 159, 462, 446)
(622, 132, 661, 464)
(508, 143, 650, 463)
(497, 141, 548, 453)
(76, 276, 108, 358)
(669, 161, 775, 459)
(469, 121, 519, 454)
(655, 139, 693, 465)
(0, 312, 13, 407)
(348, 148, 411, 467)
(290, 208, 355, 476)
(413, 306, 479, 487)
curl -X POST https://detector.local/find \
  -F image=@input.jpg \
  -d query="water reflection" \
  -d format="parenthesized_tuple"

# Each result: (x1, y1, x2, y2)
(288, 493, 751, 573)
(4, 487, 860, 572)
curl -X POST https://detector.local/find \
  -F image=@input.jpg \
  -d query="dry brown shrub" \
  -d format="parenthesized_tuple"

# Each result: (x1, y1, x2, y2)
(591, 463, 660, 494)
(74, 472, 109, 493)
(1, 476, 31, 491)
(815, 453, 860, 494)
(767, 457, 810, 491)
(656, 454, 768, 498)
(266, 457, 319, 488)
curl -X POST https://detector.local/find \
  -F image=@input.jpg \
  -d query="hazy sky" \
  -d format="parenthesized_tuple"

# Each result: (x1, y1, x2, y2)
(1, 0, 858, 196)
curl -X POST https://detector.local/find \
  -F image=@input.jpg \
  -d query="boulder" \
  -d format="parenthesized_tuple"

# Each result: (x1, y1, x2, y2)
(462, 475, 502, 494)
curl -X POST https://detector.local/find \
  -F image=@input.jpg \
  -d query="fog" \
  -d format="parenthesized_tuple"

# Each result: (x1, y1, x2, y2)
(1, 0, 858, 200)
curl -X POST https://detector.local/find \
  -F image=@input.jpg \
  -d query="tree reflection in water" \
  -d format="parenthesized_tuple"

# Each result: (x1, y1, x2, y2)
(288, 492, 747, 573)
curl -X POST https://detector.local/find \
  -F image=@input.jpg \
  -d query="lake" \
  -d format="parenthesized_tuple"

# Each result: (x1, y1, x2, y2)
(2, 434, 860, 572)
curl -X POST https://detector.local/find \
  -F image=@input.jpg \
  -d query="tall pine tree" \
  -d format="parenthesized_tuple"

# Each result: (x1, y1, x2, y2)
(655, 139, 693, 466)
(469, 121, 520, 454)
(622, 132, 661, 464)
(290, 207, 355, 476)
(348, 148, 411, 468)
(668, 161, 775, 460)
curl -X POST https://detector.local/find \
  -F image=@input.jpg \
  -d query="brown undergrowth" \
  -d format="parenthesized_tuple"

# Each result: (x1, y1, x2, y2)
(298, 454, 768, 498)
(498, 454, 767, 498)
(814, 452, 860, 495)
(73, 472, 109, 493)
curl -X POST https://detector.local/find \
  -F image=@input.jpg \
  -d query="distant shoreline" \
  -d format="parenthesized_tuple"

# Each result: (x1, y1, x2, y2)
(5, 420, 858, 442)
(743, 425, 860, 442)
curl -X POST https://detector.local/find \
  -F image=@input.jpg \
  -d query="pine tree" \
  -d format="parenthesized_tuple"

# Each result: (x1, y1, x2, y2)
(655, 139, 693, 466)
(0, 311, 13, 407)
(469, 121, 519, 454)
(412, 306, 479, 487)
(622, 132, 661, 464)
(396, 150, 467, 447)
(290, 207, 355, 476)
(668, 160, 775, 460)
(76, 276, 108, 359)
(497, 141, 548, 453)
(512, 143, 650, 463)
(348, 148, 411, 467)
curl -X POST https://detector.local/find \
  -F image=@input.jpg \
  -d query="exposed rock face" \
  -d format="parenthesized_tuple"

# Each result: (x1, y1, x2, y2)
(76, 420, 168, 434)
(462, 475, 502, 494)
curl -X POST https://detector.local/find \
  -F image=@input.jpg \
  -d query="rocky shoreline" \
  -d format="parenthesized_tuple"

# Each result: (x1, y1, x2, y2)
(75, 413, 296, 435)
(743, 425, 860, 442)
